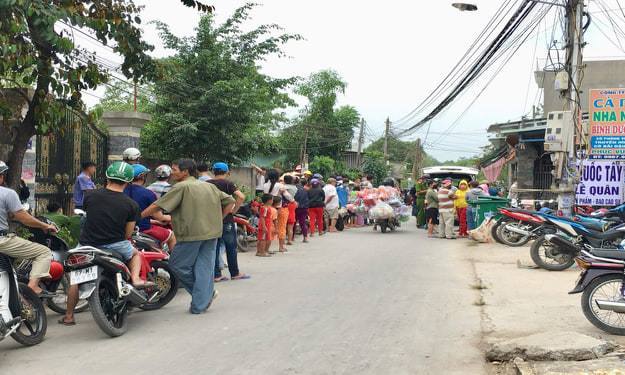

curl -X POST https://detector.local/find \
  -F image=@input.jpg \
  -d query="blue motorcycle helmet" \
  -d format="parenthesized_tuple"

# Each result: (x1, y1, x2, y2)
(212, 162, 229, 173)
(132, 164, 150, 179)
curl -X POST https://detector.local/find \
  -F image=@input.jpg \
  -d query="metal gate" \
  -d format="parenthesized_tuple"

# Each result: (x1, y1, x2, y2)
(533, 153, 556, 201)
(35, 108, 108, 215)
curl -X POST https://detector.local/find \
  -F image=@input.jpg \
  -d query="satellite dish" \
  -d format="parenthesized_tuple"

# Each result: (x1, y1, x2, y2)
(452, 3, 478, 11)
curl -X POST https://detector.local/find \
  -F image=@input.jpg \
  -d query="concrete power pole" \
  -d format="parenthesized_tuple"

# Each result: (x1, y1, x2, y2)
(356, 118, 365, 167)
(556, 0, 584, 216)
(383, 117, 390, 161)
(411, 138, 422, 181)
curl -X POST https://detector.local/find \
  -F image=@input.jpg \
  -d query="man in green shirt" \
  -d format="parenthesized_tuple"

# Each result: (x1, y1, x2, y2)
(142, 159, 235, 314)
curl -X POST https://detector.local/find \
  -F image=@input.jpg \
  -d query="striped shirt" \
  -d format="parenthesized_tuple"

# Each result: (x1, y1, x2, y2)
(437, 187, 455, 212)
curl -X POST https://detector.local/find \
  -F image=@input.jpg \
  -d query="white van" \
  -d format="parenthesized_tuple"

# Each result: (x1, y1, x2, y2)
(421, 166, 479, 182)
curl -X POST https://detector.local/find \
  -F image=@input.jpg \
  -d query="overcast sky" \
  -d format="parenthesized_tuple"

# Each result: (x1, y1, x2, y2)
(84, 0, 625, 161)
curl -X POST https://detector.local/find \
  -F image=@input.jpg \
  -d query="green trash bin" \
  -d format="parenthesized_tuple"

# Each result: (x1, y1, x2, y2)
(467, 196, 510, 228)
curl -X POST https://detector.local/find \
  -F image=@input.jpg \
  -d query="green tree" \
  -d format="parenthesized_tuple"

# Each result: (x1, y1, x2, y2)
(279, 70, 360, 164)
(140, 4, 300, 163)
(0, 1, 214, 189)
(362, 151, 389, 186)
(365, 136, 415, 163)
(92, 80, 154, 113)
(308, 155, 335, 178)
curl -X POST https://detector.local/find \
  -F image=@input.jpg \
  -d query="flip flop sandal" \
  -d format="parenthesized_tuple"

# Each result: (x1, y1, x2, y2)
(231, 275, 251, 280)
(214, 276, 229, 282)
(256, 253, 271, 257)
(36, 290, 57, 299)
(58, 318, 76, 326)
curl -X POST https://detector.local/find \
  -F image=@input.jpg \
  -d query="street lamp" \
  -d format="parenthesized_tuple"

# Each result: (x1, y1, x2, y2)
(452, 3, 478, 11)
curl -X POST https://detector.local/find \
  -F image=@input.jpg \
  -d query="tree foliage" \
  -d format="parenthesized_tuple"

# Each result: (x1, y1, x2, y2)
(362, 151, 389, 186)
(365, 135, 416, 163)
(278, 70, 360, 165)
(140, 3, 300, 163)
(0, 0, 157, 188)
(308, 155, 335, 179)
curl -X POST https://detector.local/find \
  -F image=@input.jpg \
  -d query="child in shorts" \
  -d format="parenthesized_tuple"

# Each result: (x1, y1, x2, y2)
(256, 194, 274, 257)
(270, 196, 281, 253)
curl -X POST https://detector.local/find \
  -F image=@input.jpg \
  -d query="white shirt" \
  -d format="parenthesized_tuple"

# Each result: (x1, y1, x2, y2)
(263, 181, 283, 196)
(256, 174, 265, 190)
(323, 184, 339, 209)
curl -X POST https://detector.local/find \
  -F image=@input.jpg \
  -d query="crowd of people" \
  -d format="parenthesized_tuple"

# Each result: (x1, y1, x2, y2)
(409, 175, 506, 239)
(0, 147, 387, 324)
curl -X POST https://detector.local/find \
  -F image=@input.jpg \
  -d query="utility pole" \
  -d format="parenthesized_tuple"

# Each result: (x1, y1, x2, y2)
(301, 126, 309, 170)
(383, 117, 390, 161)
(411, 138, 422, 181)
(356, 118, 365, 167)
(133, 82, 138, 112)
(556, 0, 584, 217)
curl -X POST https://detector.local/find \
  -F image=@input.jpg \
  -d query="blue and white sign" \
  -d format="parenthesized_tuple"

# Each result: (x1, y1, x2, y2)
(575, 160, 624, 206)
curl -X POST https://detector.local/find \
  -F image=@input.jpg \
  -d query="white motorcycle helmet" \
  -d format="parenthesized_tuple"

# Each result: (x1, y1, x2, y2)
(0, 161, 8, 175)
(155, 164, 172, 179)
(122, 147, 141, 162)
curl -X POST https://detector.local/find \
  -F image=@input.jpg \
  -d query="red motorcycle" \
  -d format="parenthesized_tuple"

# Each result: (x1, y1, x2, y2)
(234, 203, 258, 252)
(64, 239, 178, 337)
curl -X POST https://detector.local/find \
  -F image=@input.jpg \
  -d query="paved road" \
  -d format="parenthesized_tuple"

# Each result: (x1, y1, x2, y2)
(1, 222, 486, 374)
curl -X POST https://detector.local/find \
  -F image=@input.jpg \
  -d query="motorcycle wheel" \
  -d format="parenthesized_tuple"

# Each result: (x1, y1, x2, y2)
(236, 226, 250, 253)
(381, 223, 387, 233)
(140, 261, 179, 311)
(498, 222, 531, 247)
(89, 276, 128, 337)
(581, 273, 625, 336)
(46, 274, 89, 314)
(490, 218, 506, 244)
(529, 235, 575, 271)
(11, 283, 47, 346)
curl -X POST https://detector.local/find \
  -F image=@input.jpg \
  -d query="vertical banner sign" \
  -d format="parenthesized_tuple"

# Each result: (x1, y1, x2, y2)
(575, 160, 624, 206)
(589, 88, 625, 159)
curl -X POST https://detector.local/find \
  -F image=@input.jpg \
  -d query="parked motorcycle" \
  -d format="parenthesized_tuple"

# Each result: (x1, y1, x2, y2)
(491, 208, 555, 247)
(24, 222, 89, 314)
(532, 216, 625, 271)
(65, 243, 178, 337)
(570, 249, 625, 335)
(0, 253, 47, 346)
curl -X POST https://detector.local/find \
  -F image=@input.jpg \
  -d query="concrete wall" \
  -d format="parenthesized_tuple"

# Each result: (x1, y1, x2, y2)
(538, 60, 625, 114)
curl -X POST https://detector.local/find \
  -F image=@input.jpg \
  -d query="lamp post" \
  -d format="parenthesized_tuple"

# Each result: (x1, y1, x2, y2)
(452, 3, 478, 11)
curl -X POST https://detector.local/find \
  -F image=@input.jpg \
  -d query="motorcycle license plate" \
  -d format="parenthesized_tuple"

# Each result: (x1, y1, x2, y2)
(70, 266, 98, 285)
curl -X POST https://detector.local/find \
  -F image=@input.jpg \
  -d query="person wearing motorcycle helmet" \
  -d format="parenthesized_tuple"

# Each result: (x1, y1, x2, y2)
(124, 164, 176, 253)
(122, 147, 141, 165)
(63, 161, 149, 326)
(381, 177, 396, 187)
(208, 162, 249, 281)
(0, 160, 56, 299)
(147, 164, 172, 198)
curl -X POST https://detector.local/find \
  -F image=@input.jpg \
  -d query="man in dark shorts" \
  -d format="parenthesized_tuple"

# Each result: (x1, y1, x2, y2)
(208, 162, 249, 282)
(61, 161, 148, 326)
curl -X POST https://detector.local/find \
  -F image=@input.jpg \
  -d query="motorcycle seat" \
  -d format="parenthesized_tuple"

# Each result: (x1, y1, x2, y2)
(591, 249, 625, 260)
(584, 225, 625, 240)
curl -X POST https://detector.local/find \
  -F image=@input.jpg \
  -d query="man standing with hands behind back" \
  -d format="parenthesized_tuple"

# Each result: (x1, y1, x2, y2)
(142, 159, 235, 314)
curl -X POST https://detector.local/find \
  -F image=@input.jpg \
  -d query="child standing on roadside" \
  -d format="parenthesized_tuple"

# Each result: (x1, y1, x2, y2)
(256, 194, 273, 257)
(271, 196, 281, 253)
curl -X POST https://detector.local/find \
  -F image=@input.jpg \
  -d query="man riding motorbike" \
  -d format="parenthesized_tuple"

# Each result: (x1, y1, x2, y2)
(0, 161, 56, 297)
(124, 164, 176, 251)
(61, 161, 149, 326)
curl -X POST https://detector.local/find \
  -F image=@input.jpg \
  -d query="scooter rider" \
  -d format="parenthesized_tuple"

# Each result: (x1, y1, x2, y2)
(124, 164, 176, 252)
(122, 147, 141, 165)
(0, 161, 56, 296)
(147, 164, 172, 198)
(61, 161, 149, 326)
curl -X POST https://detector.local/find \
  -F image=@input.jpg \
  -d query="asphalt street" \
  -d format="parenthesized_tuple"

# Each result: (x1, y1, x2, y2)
(0, 221, 486, 375)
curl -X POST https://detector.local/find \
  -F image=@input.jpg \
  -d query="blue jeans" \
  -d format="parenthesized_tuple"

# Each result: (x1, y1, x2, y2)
(215, 222, 239, 278)
(467, 207, 476, 230)
(83, 240, 134, 261)
(169, 239, 217, 313)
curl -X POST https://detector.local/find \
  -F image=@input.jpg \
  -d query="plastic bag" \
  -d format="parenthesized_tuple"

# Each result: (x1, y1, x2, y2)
(369, 202, 394, 220)
(469, 217, 495, 243)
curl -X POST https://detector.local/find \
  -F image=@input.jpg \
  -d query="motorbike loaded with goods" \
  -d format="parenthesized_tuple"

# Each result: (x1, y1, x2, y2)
(356, 184, 410, 233)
